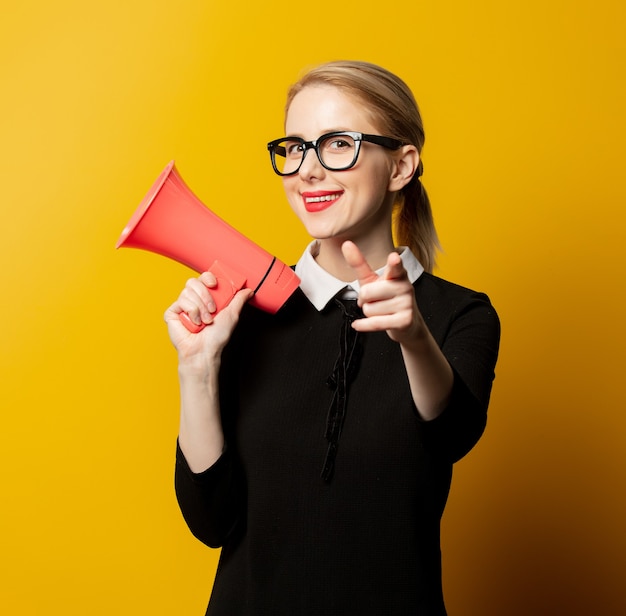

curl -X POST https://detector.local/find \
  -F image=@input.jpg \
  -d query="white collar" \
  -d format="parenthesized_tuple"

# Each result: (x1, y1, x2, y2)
(295, 240, 425, 311)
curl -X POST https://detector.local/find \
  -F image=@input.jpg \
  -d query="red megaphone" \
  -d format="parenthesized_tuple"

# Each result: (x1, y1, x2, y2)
(116, 161, 300, 332)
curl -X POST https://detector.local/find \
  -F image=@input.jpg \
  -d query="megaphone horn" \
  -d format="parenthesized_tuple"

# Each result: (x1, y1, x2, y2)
(116, 161, 300, 332)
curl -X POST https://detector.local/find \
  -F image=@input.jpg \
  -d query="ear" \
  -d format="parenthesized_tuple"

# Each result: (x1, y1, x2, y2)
(388, 145, 419, 192)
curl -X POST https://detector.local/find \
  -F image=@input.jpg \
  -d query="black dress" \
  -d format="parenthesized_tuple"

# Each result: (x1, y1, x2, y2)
(175, 273, 501, 615)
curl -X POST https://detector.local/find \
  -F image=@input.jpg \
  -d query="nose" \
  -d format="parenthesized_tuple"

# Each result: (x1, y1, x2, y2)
(298, 145, 325, 180)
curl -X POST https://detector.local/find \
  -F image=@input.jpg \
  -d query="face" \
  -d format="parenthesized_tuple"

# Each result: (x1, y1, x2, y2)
(282, 85, 408, 250)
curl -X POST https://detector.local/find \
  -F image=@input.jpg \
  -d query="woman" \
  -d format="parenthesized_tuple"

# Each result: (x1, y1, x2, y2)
(166, 61, 500, 615)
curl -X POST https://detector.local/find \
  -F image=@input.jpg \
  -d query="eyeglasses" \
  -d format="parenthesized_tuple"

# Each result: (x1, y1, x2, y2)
(267, 131, 404, 176)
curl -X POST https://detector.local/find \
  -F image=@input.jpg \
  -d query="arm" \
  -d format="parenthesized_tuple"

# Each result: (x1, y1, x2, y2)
(341, 241, 453, 421)
(424, 290, 500, 460)
(165, 273, 252, 546)
(164, 271, 252, 472)
(342, 241, 500, 461)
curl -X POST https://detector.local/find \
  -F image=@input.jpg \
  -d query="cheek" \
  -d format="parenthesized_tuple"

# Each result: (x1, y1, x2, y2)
(282, 178, 301, 212)
(359, 155, 393, 193)
(361, 169, 392, 204)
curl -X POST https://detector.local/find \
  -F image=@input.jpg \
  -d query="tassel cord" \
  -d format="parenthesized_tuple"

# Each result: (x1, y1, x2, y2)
(321, 299, 362, 482)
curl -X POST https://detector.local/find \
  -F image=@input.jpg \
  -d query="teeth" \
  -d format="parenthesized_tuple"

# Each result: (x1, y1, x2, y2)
(305, 193, 341, 203)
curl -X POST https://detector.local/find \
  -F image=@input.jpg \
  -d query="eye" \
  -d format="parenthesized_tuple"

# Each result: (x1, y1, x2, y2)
(327, 138, 352, 151)
(284, 140, 304, 157)
(321, 134, 356, 154)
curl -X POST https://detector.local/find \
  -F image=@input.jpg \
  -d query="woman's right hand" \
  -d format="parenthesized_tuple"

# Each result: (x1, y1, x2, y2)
(164, 271, 253, 367)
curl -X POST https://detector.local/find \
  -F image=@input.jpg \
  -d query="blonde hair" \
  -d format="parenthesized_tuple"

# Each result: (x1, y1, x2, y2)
(285, 60, 441, 273)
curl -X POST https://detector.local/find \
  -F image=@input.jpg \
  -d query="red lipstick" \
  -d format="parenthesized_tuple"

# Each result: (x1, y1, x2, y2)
(302, 190, 344, 212)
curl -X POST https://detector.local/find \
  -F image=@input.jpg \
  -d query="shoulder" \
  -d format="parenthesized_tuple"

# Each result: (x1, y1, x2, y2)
(414, 272, 495, 313)
(225, 288, 326, 350)
(415, 271, 489, 300)
(414, 273, 500, 342)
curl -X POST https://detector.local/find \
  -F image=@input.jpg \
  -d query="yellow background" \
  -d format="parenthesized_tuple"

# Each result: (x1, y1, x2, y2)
(1, 0, 625, 614)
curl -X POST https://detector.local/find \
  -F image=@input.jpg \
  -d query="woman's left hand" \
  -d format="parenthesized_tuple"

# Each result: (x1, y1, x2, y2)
(340, 240, 426, 346)
(341, 240, 453, 420)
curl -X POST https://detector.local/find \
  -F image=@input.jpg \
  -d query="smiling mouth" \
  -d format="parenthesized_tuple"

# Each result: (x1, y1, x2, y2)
(302, 192, 343, 212)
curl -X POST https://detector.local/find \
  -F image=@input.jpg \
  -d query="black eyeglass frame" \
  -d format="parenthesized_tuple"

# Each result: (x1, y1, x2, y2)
(267, 131, 405, 176)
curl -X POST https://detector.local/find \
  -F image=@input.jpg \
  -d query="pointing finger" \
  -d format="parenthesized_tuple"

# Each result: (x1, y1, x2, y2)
(341, 241, 379, 286)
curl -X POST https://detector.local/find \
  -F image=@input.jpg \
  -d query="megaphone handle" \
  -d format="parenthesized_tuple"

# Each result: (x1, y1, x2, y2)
(178, 260, 247, 333)
(179, 312, 207, 333)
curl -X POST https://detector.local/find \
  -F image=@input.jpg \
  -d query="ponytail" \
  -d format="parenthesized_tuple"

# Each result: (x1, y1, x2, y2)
(394, 168, 440, 274)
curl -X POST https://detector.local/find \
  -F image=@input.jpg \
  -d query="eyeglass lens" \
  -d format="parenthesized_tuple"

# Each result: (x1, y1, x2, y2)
(273, 134, 359, 175)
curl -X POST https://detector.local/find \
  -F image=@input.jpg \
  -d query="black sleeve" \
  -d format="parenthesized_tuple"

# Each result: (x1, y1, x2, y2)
(173, 314, 250, 548)
(418, 288, 501, 463)
(174, 441, 245, 548)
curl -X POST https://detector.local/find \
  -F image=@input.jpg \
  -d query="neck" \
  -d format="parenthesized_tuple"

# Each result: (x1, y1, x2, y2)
(314, 233, 395, 282)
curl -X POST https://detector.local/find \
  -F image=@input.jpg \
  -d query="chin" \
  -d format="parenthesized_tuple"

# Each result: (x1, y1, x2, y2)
(303, 224, 346, 242)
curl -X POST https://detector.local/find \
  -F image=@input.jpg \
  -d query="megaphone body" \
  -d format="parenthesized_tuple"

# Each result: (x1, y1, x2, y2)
(117, 161, 300, 331)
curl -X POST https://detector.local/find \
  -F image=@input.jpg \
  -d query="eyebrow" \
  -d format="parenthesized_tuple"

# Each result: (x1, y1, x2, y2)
(283, 128, 357, 140)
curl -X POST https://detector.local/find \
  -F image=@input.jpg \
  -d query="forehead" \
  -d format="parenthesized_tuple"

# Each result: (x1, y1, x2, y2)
(285, 85, 380, 136)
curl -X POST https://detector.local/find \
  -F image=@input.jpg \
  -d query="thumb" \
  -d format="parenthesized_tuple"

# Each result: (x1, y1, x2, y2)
(227, 287, 254, 314)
